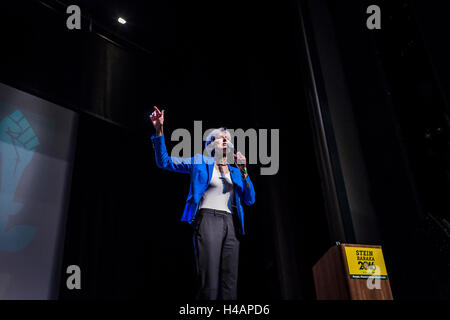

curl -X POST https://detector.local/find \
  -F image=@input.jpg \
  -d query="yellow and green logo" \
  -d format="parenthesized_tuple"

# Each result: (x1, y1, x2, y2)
(344, 246, 388, 280)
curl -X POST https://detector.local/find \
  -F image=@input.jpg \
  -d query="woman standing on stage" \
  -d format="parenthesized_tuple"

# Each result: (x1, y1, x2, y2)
(150, 106, 255, 300)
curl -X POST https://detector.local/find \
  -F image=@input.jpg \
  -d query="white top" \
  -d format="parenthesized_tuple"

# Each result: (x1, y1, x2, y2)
(199, 166, 234, 213)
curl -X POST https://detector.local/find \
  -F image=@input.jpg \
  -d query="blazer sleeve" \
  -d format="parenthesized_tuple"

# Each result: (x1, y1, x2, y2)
(151, 134, 193, 174)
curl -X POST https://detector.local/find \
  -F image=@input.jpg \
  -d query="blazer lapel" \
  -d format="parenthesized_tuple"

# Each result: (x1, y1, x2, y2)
(207, 161, 214, 185)
(228, 165, 239, 184)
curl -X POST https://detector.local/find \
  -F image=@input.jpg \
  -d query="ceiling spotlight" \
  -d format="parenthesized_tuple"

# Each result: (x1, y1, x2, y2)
(118, 17, 127, 24)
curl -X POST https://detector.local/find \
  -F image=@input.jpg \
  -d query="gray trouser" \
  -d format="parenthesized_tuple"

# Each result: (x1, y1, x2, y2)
(192, 208, 240, 300)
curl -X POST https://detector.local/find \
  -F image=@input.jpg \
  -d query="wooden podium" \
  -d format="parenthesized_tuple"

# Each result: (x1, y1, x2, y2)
(313, 244, 393, 300)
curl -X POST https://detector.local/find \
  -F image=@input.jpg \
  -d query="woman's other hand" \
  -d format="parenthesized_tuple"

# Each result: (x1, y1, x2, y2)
(234, 152, 248, 178)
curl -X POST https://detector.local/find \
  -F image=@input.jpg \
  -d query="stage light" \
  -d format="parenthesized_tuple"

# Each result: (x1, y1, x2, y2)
(118, 17, 127, 24)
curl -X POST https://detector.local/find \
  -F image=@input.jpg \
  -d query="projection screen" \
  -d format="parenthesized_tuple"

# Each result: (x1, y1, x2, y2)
(0, 82, 78, 299)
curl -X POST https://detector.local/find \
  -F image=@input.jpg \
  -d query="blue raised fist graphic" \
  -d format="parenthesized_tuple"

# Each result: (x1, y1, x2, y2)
(0, 110, 39, 251)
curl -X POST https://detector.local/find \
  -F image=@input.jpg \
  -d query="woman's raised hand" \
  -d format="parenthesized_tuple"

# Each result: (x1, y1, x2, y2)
(150, 106, 164, 136)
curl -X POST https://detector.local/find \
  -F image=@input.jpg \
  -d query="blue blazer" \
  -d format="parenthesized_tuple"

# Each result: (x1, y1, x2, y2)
(151, 134, 255, 235)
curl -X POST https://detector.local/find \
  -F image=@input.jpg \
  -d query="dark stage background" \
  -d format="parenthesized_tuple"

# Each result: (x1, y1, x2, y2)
(1, 0, 449, 300)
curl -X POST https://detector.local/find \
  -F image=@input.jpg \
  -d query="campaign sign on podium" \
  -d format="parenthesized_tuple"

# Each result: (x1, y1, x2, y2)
(313, 244, 393, 300)
(343, 246, 388, 280)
